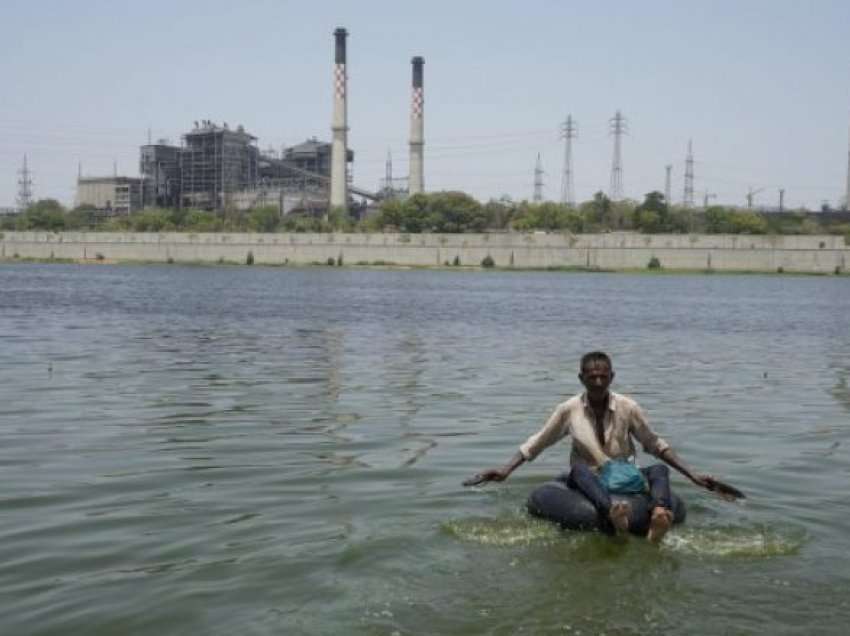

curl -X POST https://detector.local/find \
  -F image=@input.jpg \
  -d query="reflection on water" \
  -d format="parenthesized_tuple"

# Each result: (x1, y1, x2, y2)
(1, 265, 850, 634)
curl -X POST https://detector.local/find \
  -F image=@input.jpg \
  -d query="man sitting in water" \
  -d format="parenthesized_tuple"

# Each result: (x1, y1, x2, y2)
(467, 351, 717, 543)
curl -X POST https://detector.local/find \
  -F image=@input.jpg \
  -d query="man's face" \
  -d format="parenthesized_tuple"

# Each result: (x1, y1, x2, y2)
(579, 360, 614, 399)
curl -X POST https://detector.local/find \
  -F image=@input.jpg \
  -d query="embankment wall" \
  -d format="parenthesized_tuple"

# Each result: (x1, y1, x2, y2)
(1, 231, 848, 273)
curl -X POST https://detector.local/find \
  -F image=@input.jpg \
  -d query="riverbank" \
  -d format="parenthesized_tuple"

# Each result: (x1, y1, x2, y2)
(1, 230, 848, 274)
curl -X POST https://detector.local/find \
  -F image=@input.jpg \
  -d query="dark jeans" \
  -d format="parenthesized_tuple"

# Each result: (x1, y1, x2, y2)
(566, 462, 672, 517)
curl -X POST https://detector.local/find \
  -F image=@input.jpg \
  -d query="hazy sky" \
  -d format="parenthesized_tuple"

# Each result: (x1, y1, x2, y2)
(2, 0, 849, 210)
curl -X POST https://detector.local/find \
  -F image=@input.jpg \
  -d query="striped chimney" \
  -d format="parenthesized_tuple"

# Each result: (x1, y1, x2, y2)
(330, 28, 348, 211)
(409, 56, 425, 195)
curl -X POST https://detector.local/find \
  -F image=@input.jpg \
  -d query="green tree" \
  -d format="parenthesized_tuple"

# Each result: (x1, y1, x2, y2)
(634, 191, 669, 233)
(428, 191, 486, 232)
(16, 199, 66, 231)
(65, 206, 96, 230)
(248, 206, 281, 232)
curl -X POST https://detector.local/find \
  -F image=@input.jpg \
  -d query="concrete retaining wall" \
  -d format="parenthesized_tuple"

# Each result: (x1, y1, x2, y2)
(1, 231, 848, 273)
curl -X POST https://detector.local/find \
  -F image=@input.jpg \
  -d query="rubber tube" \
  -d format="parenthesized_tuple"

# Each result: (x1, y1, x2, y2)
(527, 475, 687, 535)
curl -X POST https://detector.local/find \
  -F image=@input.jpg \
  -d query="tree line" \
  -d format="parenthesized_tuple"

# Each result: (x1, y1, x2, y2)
(4, 192, 849, 237)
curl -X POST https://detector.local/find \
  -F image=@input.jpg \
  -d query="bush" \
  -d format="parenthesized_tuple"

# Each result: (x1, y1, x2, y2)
(481, 254, 495, 268)
(246, 251, 254, 265)
(453, 255, 461, 266)
(647, 256, 661, 270)
(327, 257, 335, 266)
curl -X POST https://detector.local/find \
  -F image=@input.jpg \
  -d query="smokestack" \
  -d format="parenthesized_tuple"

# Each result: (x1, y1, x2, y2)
(330, 27, 348, 211)
(409, 56, 425, 195)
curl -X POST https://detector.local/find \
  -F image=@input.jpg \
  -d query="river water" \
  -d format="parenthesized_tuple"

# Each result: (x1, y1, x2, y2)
(1, 263, 849, 635)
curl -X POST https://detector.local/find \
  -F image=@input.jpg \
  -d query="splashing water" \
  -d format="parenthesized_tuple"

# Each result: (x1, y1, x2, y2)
(442, 516, 569, 547)
(661, 525, 805, 557)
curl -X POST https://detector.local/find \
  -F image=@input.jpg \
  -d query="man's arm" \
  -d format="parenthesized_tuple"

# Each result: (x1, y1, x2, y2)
(463, 451, 525, 486)
(463, 403, 569, 486)
(658, 447, 713, 488)
(629, 402, 713, 488)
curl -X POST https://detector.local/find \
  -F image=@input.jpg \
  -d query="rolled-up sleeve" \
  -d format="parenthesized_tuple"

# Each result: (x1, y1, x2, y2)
(629, 403, 670, 457)
(519, 403, 570, 461)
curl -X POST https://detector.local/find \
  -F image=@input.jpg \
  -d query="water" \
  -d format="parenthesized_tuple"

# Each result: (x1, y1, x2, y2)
(1, 263, 849, 635)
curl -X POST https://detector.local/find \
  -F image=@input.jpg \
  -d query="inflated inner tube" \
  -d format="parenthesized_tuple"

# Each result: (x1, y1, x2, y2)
(527, 474, 686, 535)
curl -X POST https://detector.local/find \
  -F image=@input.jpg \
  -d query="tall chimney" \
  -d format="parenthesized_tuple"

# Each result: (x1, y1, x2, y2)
(409, 56, 425, 195)
(330, 28, 348, 211)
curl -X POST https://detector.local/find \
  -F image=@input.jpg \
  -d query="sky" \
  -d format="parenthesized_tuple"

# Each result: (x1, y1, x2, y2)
(1, 0, 849, 211)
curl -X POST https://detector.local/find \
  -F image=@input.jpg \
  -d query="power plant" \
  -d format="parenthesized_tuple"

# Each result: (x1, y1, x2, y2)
(74, 27, 424, 217)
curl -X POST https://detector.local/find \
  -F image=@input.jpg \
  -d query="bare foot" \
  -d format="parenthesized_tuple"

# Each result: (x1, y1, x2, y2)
(609, 501, 631, 534)
(647, 507, 673, 544)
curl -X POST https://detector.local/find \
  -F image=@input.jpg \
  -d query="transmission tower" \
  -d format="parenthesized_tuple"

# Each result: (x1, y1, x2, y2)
(846, 113, 850, 210)
(384, 148, 393, 194)
(560, 114, 577, 206)
(533, 153, 544, 202)
(609, 110, 627, 200)
(664, 164, 672, 209)
(16, 155, 33, 211)
(683, 140, 695, 208)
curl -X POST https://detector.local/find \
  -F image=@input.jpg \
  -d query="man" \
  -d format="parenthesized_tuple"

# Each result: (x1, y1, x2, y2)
(467, 351, 718, 543)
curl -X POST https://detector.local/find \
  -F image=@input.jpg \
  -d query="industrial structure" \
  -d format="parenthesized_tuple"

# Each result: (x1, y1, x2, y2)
(409, 56, 425, 195)
(533, 153, 544, 202)
(17, 155, 33, 211)
(75, 176, 142, 215)
(846, 115, 850, 210)
(131, 123, 357, 215)
(330, 28, 349, 210)
(560, 114, 577, 206)
(179, 122, 259, 210)
(68, 26, 434, 217)
(609, 110, 627, 201)
(683, 139, 695, 208)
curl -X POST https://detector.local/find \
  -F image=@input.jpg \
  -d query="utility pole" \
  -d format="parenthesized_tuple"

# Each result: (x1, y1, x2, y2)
(533, 153, 544, 203)
(560, 114, 577, 206)
(664, 164, 672, 209)
(609, 110, 627, 200)
(16, 154, 33, 211)
(703, 191, 716, 209)
(779, 188, 785, 213)
(683, 139, 695, 208)
(746, 186, 765, 209)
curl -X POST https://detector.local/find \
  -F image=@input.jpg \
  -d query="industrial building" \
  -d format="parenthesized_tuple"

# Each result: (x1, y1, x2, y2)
(134, 123, 356, 213)
(75, 176, 142, 215)
(73, 28, 422, 216)
(179, 121, 259, 210)
(139, 142, 180, 208)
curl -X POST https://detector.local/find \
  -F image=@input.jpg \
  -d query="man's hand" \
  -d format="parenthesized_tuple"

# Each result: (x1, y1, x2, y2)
(691, 473, 745, 500)
(690, 473, 715, 489)
(463, 468, 509, 487)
